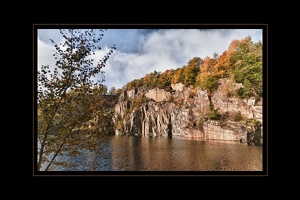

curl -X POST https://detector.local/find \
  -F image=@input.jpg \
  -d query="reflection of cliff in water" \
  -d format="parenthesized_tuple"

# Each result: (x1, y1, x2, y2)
(167, 123, 172, 137)
(43, 135, 263, 171)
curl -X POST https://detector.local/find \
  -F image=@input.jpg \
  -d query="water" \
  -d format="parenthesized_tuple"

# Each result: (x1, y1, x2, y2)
(41, 135, 263, 172)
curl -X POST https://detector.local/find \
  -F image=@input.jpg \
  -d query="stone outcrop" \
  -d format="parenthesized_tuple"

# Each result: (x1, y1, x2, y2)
(112, 79, 263, 143)
(211, 79, 262, 123)
(145, 88, 170, 102)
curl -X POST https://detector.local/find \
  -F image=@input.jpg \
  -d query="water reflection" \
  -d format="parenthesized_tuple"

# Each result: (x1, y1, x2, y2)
(47, 135, 262, 171)
(108, 135, 262, 171)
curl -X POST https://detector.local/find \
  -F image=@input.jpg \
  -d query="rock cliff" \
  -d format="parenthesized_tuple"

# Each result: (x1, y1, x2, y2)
(112, 78, 263, 144)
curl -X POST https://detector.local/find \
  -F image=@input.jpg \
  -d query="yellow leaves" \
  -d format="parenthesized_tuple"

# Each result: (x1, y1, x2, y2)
(228, 39, 241, 54)
(201, 56, 215, 72)
(214, 51, 230, 72)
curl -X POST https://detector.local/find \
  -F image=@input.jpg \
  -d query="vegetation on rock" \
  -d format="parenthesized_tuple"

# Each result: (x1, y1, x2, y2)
(123, 36, 262, 100)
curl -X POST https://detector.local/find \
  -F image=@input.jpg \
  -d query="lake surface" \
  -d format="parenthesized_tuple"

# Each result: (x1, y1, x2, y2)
(40, 135, 263, 172)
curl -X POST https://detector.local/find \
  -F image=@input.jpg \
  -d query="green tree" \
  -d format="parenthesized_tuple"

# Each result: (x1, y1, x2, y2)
(229, 36, 263, 98)
(172, 67, 184, 84)
(183, 57, 201, 86)
(37, 29, 116, 171)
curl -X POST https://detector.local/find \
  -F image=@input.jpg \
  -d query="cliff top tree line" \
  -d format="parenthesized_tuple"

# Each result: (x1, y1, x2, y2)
(124, 36, 262, 100)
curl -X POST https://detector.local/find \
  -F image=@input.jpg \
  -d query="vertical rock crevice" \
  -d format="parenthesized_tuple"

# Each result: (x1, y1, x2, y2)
(112, 80, 262, 143)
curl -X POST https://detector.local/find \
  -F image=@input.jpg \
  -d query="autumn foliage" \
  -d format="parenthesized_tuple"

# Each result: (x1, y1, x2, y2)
(124, 36, 262, 99)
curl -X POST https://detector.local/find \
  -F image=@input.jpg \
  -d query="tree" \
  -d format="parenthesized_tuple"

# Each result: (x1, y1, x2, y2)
(196, 56, 219, 114)
(228, 36, 263, 98)
(171, 67, 184, 84)
(196, 56, 219, 94)
(37, 29, 116, 171)
(115, 88, 123, 97)
(183, 57, 201, 86)
(214, 50, 231, 78)
(109, 86, 116, 95)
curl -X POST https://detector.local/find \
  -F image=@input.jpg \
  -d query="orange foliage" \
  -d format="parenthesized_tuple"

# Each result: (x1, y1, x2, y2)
(214, 51, 231, 77)
(227, 39, 240, 54)
(201, 56, 215, 73)
(143, 73, 154, 85)
(228, 36, 252, 54)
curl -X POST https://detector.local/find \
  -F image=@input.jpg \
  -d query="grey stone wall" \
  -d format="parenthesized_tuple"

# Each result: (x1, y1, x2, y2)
(113, 78, 263, 141)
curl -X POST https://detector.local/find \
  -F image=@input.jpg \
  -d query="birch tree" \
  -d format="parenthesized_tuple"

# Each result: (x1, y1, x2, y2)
(37, 29, 116, 171)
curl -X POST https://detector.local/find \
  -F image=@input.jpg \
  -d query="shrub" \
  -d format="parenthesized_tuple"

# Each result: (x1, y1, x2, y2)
(233, 111, 243, 121)
(208, 109, 221, 120)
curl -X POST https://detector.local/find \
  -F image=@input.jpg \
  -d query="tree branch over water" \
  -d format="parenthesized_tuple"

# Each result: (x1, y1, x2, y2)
(37, 29, 116, 171)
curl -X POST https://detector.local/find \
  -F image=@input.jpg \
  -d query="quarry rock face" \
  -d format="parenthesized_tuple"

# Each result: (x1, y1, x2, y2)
(113, 79, 263, 142)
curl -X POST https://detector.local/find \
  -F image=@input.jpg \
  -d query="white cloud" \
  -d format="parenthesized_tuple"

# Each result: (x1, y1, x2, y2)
(37, 37, 56, 71)
(38, 29, 263, 90)
(38, 36, 114, 85)
(103, 29, 262, 89)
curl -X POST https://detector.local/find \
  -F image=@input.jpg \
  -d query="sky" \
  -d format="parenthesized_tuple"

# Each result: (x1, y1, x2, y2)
(37, 28, 263, 90)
